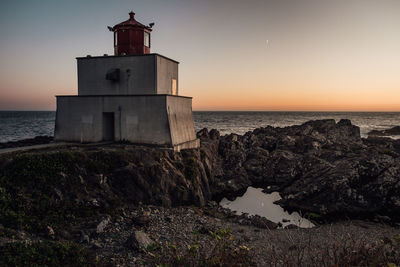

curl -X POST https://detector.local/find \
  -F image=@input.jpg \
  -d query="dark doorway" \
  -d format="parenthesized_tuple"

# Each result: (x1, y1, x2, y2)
(102, 112, 115, 141)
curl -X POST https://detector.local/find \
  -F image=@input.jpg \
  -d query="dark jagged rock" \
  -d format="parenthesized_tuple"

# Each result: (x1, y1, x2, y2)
(368, 126, 400, 137)
(200, 119, 400, 222)
(1, 119, 399, 229)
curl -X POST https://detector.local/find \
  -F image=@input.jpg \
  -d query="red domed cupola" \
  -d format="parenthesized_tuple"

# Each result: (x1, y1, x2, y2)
(109, 11, 153, 56)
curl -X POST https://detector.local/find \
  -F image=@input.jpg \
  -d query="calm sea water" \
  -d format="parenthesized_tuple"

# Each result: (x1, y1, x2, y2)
(0, 111, 55, 142)
(194, 111, 400, 137)
(0, 111, 399, 142)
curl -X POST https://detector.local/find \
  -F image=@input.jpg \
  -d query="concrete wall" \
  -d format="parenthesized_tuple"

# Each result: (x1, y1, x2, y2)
(55, 95, 199, 149)
(78, 55, 156, 95)
(166, 96, 197, 146)
(55, 97, 103, 142)
(77, 54, 179, 96)
(55, 95, 172, 145)
(156, 56, 178, 95)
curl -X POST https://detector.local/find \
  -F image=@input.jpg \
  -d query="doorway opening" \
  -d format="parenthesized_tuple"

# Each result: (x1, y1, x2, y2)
(102, 112, 115, 141)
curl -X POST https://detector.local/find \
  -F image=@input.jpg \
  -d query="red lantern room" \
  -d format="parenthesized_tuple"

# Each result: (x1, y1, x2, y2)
(109, 11, 153, 56)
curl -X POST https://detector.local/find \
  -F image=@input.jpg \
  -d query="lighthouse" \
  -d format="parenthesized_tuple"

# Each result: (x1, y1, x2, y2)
(54, 12, 199, 151)
(110, 11, 153, 56)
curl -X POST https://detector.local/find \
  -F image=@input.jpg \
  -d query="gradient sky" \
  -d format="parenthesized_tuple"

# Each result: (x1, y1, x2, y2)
(1, 0, 399, 111)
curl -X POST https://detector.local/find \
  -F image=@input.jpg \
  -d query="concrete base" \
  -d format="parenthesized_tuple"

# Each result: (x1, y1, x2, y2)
(54, 94, 199, 150)
(173, 138, 200, 152)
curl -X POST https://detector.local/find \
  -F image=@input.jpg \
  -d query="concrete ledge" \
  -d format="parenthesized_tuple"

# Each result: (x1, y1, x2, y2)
(56, 94, 192, 99)
(173, 138, 200, 152)
(76, 53, 179, 64)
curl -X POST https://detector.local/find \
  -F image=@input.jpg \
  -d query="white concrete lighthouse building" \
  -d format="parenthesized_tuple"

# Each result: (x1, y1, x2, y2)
(54, 11, 199, 150)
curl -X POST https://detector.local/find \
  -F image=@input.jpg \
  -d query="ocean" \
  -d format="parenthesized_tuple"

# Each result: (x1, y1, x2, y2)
(0, 111, 399, 143)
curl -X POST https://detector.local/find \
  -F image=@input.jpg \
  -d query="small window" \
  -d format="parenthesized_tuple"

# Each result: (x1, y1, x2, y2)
(144, 32, 150, 47)
(172, 79, 177, 95)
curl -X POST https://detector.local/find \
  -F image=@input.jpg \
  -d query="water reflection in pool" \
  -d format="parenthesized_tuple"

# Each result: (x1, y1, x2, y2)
(220, 187, 315, 228)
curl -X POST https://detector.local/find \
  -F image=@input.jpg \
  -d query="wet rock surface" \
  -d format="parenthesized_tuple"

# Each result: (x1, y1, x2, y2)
(368, 126, 400, 137)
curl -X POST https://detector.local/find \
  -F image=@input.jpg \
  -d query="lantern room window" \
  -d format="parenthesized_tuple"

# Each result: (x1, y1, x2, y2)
(144, 32, 150, 47)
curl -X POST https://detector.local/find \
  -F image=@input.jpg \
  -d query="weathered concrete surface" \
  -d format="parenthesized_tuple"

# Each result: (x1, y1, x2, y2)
(156, 55, 178, 95)
(77, 54, 178, 96)
(59, 53, 193, 149)
(166, 95, 197, 147)
(55, 95, 199, 150)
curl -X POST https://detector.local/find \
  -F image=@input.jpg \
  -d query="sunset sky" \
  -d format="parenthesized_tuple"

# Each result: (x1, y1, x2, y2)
(0, 0, 399, 111)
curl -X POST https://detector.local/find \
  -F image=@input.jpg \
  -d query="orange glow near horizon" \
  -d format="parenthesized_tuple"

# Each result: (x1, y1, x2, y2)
(192, 90, 400, 112)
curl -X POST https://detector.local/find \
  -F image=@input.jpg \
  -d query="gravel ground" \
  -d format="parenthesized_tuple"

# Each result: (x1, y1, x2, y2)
(85, 205, 400, 266)
(1, 203, 399, 266)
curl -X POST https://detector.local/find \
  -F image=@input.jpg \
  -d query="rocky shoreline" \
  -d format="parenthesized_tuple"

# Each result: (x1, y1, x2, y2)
(198, 119, 400, 223)
(368, 126, 400, 137)
(1, 119, 400, 265)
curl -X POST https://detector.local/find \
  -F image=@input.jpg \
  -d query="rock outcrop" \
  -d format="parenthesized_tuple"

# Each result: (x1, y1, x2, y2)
(198, 119, 400, 222)
(1, 119, 399, 227)
(368, 126, 400, 137)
